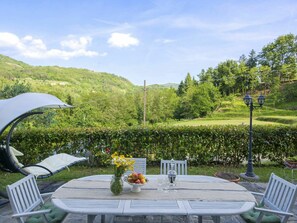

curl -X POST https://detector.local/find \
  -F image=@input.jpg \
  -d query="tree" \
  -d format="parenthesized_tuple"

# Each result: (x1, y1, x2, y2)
(246, 49, 258, 69)
(258, 34, 297, 81)
(0, 81, 31, 99)
(177, 73, 195, 96)
(174, 82, 221, 119)
(145, 88, 178, 124)
(198, 68, 214, 84)
(215, 60, 239, 95)
(176, 80, 185, 96)
(239, 54, 247, 64)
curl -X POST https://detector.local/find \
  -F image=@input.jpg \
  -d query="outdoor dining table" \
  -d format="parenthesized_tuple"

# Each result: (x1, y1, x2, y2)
(51, 175, 256, 223)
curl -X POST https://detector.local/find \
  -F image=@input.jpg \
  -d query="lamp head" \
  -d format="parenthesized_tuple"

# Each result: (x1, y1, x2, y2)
(243, 94, 252, 106)
(257, 94, 265, 107)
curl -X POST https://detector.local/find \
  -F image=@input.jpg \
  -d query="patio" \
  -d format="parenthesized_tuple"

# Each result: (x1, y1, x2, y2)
(2, 180, 297, 223)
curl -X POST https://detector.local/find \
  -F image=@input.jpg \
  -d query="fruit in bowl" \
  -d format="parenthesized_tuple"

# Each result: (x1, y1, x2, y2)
(127, 172, 148, 184)
(126, 172, 148, 192)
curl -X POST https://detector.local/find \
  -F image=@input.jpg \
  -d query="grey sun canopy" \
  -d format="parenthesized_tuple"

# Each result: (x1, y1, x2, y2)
(0, 92, 72, 135)
(0, 93, 88, 179)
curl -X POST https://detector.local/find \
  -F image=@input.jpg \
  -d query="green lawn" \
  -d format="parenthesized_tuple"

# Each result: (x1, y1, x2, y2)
(172, 118, 282, 126)
(0, 164, 292, 192)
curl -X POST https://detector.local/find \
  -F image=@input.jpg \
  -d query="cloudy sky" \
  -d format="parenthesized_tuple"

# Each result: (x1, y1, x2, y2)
(0, 0, 296, 85)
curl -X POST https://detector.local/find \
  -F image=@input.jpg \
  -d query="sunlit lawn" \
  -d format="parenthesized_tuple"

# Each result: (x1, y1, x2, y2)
(172, 118, 282, 126)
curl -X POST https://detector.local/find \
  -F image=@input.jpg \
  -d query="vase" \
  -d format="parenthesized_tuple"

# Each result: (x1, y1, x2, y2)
(110, 175, 123, 195)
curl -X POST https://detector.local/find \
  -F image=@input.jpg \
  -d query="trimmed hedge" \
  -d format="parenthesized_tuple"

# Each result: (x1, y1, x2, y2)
(6, 125, 297, 166)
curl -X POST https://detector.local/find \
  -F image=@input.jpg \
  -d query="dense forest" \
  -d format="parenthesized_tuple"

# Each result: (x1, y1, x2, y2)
(0, 33, 296, 128)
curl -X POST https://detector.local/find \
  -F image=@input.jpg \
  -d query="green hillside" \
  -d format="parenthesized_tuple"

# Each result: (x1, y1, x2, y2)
(0, 54, 137, 102)
(172, 93, 297, 126)
(0, 54, 179, 127)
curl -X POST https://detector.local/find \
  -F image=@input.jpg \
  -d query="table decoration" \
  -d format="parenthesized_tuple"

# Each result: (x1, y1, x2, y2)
(126, 172, 148, 192)
(110, 152, 135, 195)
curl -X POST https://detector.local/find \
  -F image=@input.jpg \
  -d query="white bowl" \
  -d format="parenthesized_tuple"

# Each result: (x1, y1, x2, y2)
(128, 182, 145, 192)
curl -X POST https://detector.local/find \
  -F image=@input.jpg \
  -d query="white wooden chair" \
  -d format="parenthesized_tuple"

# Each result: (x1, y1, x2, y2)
(6, 174, 67, 223)
(125, 158, 146, 175)
(250, 173, 297, 223)
(160, 159, 187, 175)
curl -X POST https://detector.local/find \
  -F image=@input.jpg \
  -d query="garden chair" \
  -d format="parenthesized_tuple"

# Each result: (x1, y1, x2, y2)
(125, 158, 146, 175)
(241, 173, 297, 223)
(6, 174, 67, 223)
(160, 159, 187, 175)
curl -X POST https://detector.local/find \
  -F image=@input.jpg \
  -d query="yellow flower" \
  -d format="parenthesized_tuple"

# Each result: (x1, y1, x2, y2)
(111, 152, 135, 177)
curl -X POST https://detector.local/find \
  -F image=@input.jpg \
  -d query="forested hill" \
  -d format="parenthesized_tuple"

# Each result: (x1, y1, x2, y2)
(0, 54, 137, 100)
(0, 54, 180, 127)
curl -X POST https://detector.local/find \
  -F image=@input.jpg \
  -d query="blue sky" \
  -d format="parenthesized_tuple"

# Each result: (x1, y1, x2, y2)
(0, 0, 296, 86)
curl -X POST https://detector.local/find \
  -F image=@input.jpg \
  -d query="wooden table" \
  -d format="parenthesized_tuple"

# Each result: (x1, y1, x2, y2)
(51, 175, 256, 223)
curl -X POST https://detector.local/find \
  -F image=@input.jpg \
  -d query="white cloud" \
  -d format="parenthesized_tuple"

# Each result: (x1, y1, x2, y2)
(0, 32, 103, 60)
(0, 32, 24, 50)
(108, 32, 139, 48)
(60, 36, 92, 50)
(154, 39, 175, 44)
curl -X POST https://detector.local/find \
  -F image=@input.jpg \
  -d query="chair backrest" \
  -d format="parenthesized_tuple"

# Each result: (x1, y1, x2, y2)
(6, 174, 44, 222)
(125, 158, 146, 175)
(160, 159, 187, 175)
(262, 173, 297, 214)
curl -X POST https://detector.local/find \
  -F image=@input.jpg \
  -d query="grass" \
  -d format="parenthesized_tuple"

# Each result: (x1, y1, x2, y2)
(172, 118, 282, 126)
(0, 164, 292, 192)
(256, 116, 297, 125)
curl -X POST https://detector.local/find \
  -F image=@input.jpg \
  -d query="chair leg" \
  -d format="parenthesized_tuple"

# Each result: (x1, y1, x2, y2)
(186, 215, 191, 223)
(256, 212, 264, 223)
(42, 214, 50, 223)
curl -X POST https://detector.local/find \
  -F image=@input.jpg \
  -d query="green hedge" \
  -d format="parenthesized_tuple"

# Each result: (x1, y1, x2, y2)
(6, 126, 297, 166)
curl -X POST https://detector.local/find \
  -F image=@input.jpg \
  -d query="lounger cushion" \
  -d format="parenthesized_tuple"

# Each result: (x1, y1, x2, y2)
(241, 205, 280, 223)
(9, 146, 24, 167)
(10, 146, 24, 156)
(25, 201, 67, 223)
(23, 153, 87, 176)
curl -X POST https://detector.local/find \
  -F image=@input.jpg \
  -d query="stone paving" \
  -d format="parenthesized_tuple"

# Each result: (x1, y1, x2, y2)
(1, 181, 297, 223)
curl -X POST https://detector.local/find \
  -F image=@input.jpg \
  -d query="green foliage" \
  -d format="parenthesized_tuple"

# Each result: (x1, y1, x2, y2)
(259, 34, 297, 81)
(175, 82, 221, 119)
(6, 126, 297, 167)
(0, 80, 31, 98)
(280, 82, 297, 103)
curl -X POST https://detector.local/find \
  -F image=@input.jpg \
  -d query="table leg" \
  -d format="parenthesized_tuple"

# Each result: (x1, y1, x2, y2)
(87, 215, 96, 223)
(211, 216, 220, 223)
(198, 216, 202, 223)
(101, 215, 105, 223)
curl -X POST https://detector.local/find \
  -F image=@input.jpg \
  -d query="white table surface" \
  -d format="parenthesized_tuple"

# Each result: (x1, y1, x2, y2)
(51, 175, 256, 223)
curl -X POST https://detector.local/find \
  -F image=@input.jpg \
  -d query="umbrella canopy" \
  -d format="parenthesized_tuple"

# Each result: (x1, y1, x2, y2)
(0, 92, 71, 135)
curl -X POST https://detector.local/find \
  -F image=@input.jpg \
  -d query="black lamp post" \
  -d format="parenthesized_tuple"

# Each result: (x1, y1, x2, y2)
(240, 93, 265, 181)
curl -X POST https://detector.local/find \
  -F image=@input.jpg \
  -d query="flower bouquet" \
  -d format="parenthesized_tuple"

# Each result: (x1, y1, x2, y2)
(110, 152, 135, 195)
